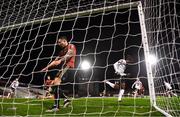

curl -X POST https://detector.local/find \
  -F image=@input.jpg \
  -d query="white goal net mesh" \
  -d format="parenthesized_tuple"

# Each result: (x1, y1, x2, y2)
(0, 0, 179, 116)
(144, 0, 180, 116)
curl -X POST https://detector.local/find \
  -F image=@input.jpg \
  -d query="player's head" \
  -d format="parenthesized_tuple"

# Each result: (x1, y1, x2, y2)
(136, 78, 139, 81)
(57, 36, 68, 48)
(118, 59, 126, 64)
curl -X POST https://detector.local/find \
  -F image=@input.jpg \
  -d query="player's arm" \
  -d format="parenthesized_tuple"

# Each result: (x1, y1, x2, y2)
(59, 44, 75, 62)
(103, 80, 115, 88)
(131, 82, 135, 89)
(113, 62, 119, 73)
(41, 59, 61, 71)
(42, 45, 75, 71)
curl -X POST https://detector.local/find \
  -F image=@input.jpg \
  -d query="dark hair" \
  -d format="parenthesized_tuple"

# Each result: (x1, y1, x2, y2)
(59, 36, 68, 41)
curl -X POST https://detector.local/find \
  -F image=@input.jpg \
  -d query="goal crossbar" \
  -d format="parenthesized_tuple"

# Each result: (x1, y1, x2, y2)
(0, 1, 139, 32)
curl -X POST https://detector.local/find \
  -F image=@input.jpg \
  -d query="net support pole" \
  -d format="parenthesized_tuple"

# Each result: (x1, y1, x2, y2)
(137, 1, 156, 106)
(137, 2, 172, 117)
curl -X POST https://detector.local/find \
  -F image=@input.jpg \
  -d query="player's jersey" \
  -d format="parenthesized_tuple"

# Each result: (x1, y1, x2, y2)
(164, 82, 172, 90)
(113, 59, 126, 76)
(132, 80, 142, 90)
(10, 80, 19, 89)
(58, 44, 76, 68)
(45, 79, 53, 86)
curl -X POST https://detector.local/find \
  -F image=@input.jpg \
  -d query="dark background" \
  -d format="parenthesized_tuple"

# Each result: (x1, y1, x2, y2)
(0, 7, 148, 96)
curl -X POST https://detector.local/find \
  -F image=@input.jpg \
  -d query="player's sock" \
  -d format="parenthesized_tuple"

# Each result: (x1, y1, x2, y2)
(120, 73, 126, 76)
(46, 107, 59, 112)
(173, 93, 177, 97)
(134, 92, 137, 98)
(105, 81, 115, 88)
(118, 89, 124, 101)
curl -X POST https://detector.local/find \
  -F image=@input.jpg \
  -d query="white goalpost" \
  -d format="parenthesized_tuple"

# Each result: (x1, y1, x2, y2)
(143, 0, 180, 117)
(0, 0, 179, 116)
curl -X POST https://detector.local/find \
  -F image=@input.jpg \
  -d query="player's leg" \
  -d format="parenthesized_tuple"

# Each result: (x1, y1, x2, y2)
(46, 67, 69, 112)
(118, 82, 125, 101)
(10, 88, 15, 98)
(104, 80, 115, 88)
(170, 90, 177, 97)
(139, 88, 144, 98)
(63, 93, 71, 108)
(56, 66, 71, 108)
(45, 85, 60, 112)
(134, 89, 138, 98)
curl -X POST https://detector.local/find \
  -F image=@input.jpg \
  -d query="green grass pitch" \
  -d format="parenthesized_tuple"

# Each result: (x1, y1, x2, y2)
(0, 97, 163, 116)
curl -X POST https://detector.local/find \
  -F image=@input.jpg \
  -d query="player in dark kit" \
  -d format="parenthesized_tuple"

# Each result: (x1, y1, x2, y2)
(41, 36, 76, 112)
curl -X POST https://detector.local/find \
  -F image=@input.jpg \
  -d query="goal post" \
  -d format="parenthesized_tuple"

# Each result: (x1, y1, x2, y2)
(137, 1, 156, 106)
(137, 2, 173, 117)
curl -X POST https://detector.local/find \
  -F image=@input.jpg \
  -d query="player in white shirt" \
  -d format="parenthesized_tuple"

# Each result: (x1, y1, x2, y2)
(113, 59, 127, 76)
(104, 56, 133, 101)
(164, 81, 177, 97)
(131, 78, 143, 98)
(7, 78, 19, 98)
(103, 80, 125, 102)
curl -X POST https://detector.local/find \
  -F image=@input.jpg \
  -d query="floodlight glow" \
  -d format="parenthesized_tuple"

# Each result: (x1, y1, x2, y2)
(147, 54, 157, 65)
(81, 60, 91, 70)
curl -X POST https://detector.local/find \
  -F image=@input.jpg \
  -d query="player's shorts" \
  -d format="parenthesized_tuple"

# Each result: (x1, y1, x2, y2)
(51, 85, 69, 98)
(118, 79, 126, 84)
(10, 87, 15, 93)
(135, 85, 141, 90)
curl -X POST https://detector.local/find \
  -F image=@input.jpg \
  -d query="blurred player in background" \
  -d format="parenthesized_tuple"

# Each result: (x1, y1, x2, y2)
(131, 78, 143, 98)
(113, 59, 127, 76)
(41, 36, 76, 112)
(104, 56, 133, 101)
(7, 78, 19, 98)
(164, 81, 177, 98)
(104, 80, 125, 101)
(113, 55, 133, 76)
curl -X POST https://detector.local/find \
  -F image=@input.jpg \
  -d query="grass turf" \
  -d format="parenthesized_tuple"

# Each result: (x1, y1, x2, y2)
(0, 97, 163, 116)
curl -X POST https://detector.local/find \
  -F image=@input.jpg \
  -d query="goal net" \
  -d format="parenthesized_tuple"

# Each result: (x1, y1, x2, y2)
(144, 0, 180, 116)
(0, 0, 178, 116)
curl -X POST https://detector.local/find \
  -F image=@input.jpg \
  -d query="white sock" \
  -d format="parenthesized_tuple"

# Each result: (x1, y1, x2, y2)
(134, 91, 138, 98)
(172, 93, 177, 97)
(106, 81, 115, 88)
(118, 89, 125, 101)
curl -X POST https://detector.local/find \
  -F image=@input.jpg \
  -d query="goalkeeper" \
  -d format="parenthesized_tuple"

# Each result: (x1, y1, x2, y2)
(41, 36, 76, 112)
